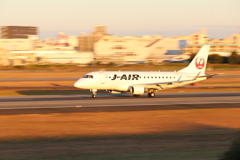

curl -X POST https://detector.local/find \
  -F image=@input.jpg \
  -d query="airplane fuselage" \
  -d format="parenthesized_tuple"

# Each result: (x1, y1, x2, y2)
(74, 71, 207, 92)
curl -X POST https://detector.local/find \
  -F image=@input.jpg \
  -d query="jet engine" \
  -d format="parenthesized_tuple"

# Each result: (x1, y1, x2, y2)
(129, 86, 145, 95)
(107, 90, 122, 94)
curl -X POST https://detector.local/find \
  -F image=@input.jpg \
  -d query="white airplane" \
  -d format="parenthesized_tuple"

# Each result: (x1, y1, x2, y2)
(74, 45, 216, 98)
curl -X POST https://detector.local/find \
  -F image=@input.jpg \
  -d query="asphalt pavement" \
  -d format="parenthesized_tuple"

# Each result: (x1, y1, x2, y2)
(0, 91, 240, 115)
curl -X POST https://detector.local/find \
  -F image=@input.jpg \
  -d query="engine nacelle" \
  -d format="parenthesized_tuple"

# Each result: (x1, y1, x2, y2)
(129, 86, 145, 95)
(107, 90, 122, 94)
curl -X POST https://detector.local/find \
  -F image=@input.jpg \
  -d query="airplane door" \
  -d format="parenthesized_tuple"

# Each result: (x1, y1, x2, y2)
(99, 72, 106, 84)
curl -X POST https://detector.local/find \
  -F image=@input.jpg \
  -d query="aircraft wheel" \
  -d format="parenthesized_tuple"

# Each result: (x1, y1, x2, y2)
(90, 89, 97, 98)
(148, 92, 155, 97)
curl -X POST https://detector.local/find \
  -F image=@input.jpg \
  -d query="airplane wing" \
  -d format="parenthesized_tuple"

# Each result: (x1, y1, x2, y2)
(135, 72, 201, 86)
(131, 79, 194, 91)
(130, 72, 218, 91)
(134, 79, 189, 86)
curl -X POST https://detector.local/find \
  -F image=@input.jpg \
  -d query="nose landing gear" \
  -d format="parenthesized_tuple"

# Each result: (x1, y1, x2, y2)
(90, 89, 97, 98)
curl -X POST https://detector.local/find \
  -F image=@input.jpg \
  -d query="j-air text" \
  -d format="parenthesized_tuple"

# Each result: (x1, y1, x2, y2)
(111, 74, 140, 80)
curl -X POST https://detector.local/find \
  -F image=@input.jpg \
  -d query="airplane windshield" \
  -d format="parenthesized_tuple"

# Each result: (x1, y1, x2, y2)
(82, 75, 93, 78)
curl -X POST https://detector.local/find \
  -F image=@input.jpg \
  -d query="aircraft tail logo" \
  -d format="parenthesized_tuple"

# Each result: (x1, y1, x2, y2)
(178, 45, 210, 75)
(195, 56, 205, 69)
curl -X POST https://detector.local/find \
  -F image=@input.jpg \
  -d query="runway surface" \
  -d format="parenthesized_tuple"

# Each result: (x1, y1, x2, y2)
(0, 91, 240, 115)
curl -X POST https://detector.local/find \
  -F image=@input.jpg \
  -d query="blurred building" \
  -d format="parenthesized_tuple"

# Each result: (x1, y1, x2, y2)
(0, 44, 9, 66)
(185, 33, 240, 55)
(185, 44, 237, 56)
(53, 32, 78, 50)
(55, 32, 68, 45)
(8, 51, 36, 65)
(68, 35, 78, 50)
(1, 26, 240, 66)
(94, 35, 161, 64)
(0, 39, 35, 51)
(78, 26, 111, 51)
(35, 39, 56, 50)
(190, 28, 208, 44)
(35, 33, 78, 51)
(174, 29, 208, 45)
(146, 37, 188, 63)
(40, 51, 93, 64)
(94, 28, 240, 64)
(223, 34, 240, 53)
(93, 28, 210, 64)
(7, 50, 93, 65)
(1, 26, 38, 39)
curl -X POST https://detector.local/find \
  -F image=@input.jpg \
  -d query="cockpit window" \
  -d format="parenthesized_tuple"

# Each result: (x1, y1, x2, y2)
(82, 75, 93, 78)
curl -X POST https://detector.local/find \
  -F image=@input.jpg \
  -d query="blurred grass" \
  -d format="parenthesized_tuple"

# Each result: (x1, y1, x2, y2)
(0, 108, 239, 159)
(0, 134, 231, 160)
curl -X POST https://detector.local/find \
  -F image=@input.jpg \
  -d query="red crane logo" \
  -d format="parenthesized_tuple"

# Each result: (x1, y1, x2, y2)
(195, 57, 205, 69)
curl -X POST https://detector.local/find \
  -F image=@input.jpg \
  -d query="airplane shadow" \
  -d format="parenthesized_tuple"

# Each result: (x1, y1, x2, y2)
(17, 90, 240, 99)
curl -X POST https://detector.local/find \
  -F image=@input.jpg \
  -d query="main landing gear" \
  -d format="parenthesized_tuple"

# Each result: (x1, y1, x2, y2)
(148, 92, 155, 97)
(90, 89, 97, 98)
(132, 92, 156, 97)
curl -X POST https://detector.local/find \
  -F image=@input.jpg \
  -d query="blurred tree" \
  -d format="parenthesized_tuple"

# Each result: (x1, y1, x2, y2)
(208, 54, 224, 64)
(228, 51, 240, 64)
(220, 138, 240, 160)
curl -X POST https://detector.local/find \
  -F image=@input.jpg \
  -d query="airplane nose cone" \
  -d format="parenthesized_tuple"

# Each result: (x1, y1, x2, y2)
(74, 80, 83, 88)
(74, 82, 79, 88)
